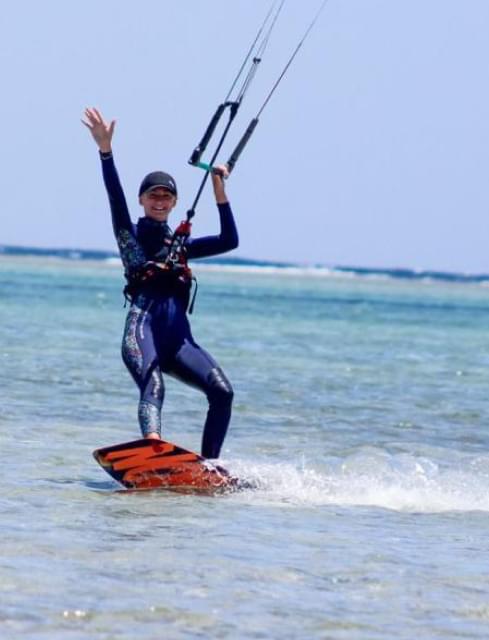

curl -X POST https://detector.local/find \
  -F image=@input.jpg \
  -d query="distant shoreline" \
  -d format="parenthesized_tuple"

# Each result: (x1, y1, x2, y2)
(1, 244, 489, 285)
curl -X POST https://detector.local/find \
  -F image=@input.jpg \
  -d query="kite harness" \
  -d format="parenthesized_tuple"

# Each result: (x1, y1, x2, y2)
(123, 218, 196, 312)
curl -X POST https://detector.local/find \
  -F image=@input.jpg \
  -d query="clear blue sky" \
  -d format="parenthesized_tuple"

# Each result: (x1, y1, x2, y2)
(1, 0, 489, 273)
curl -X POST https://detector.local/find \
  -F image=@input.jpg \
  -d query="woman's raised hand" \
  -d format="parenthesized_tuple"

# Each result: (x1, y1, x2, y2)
(82, 107, 115, 153)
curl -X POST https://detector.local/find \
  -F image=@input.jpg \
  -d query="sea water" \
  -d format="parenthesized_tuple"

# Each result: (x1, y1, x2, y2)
(1, 255, 489, 640)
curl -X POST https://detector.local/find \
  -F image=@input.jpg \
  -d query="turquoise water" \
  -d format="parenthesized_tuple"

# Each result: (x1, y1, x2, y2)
(2, 256, 489, 639)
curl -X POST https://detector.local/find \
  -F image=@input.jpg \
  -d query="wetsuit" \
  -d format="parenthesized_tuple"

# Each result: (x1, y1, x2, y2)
(100, 151, 239, 458)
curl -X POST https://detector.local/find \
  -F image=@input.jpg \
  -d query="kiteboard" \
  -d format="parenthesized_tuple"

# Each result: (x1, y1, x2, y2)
(93, 438, 242, 493)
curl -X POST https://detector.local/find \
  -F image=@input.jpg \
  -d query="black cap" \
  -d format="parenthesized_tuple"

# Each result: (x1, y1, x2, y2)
(138, 171, 177, 197)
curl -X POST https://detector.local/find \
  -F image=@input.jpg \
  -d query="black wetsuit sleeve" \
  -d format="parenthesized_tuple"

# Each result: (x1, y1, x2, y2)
(186, 202, 239, 260)
(99, 151, 146, 273)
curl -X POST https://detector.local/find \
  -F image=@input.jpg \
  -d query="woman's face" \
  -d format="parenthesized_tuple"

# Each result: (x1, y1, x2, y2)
(139, 188, 177, 222)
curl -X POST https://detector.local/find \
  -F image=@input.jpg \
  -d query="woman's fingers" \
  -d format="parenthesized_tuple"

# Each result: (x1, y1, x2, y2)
(93, 107, 105, 124)
(82, 107, 114, 134)
(83, 108, 97, 127)
(84, 107, 102, 125)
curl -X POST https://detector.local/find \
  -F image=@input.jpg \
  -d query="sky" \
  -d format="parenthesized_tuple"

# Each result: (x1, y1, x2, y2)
(1, 0, 489, 273)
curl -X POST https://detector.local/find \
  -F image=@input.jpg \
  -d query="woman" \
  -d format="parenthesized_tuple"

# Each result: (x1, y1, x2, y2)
(83, 107, 238, 459)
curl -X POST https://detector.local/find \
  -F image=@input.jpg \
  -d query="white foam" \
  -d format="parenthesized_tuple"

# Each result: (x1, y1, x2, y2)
(104, 257, 122, 266)
(225, 450, 489, 513)
(193, 263, 341, 278)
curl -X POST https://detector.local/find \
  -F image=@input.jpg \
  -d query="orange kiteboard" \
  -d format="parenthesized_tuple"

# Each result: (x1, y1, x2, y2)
(93, 438, 242, 492)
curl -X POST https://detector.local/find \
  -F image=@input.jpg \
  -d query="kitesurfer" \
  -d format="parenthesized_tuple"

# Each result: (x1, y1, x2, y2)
(82, 107, 238, 459)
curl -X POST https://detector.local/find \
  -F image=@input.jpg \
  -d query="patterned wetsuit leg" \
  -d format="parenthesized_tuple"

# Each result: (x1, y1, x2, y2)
(168, 338, 234, 459)
(121, 299, 165, 437)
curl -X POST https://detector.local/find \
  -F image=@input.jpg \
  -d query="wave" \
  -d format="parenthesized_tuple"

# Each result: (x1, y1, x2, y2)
(226, 449, 489, 513)
(332, 265, 489, 285)
(2, 244, 489, 285)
